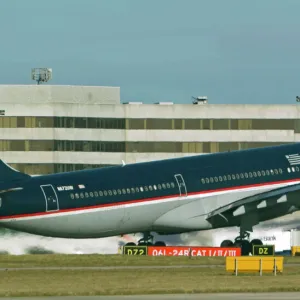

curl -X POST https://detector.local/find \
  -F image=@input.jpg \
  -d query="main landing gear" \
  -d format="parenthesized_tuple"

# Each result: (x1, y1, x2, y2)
(220, 230, 263, 256)
(124, 232, 167, 247)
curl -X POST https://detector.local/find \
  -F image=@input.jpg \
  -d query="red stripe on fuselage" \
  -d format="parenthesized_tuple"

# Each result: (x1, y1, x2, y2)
(0, 178, 299, 221)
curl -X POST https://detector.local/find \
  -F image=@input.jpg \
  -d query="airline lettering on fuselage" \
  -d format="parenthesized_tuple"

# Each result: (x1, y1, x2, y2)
(57, 186, 74, 191)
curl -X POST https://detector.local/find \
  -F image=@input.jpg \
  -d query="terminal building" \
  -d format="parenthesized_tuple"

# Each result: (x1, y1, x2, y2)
(1, 84, 300, 175)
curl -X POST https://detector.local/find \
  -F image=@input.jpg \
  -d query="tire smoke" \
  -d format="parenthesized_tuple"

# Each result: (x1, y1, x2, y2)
(0, 219, 298, 255)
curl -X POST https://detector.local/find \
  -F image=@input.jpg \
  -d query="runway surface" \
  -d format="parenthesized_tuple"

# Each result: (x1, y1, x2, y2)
(0, 262, 299, 271)
(0, 265, 223, 271)
(2, 293, 300, 300)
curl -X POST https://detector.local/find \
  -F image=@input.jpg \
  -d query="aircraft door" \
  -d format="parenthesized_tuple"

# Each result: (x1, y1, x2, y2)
(174, 174, 187, 197)
(40, 185, 59, 212)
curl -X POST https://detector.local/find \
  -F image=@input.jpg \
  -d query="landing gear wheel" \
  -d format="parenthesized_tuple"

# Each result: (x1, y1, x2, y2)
(220, 240, 234, 247)
(124, 242, 136, 246)
(250, 239, 263, 255)
(138, 242, 153, 246)
(234, 239, 251, 256)
(137, 232, 166, 247)
(138, 232, 154, 246)
(154, 241, 166, 246)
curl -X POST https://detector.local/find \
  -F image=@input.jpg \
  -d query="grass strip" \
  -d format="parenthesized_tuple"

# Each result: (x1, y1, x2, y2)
(0, 267, 300, 297)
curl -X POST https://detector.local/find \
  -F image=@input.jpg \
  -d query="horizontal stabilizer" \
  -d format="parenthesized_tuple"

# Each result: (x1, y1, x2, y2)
(0, 160, 31, 191)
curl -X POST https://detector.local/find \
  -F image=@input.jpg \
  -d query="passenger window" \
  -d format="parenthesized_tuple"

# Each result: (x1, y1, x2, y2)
(223, 175, 227, 181)
(104, 191, 107, 196)
(148, 186, 153, 191)
(70, 193, 74, 199)
(201, 179, 205, 184)
(113, 190, 117, 195)
(240, 173, 244, 179)
(167, 183, 171, 188)
(228, 175, 231, 180)
(206, 178, 209, 183)
(144, 186, 149, 191)
(94, 191, 99, 197)
(214, 177, 218, 182)
(117, 189, 122, 195)
(171, 182, 175, 188)
(127, 188, 131, 193)
(122, 189, 126, 194)
(219, 176, 223, 182)
(279, 168, 283, 174)
(232, 175, 235, 180)
(266, 170, 270, 175)
(157, 184, 162, 189)
(253, 172, 257, 177)
(90, 192, 94, 197)
(261, 171, 265, 176)
(249, 173, 253, 178)
(244, 173, 248, 178)
(210, 177, 214, 183)
(136, 187, 140, 192)
(274, 169, 278, 175)
(99, 191, 103, 196)
(140, 187, 144, 192)
(257, 171, 261, 177)
(292, 167, 295, 172)
(75, 193, 79, 199)
(270, 170, 274, 175)
(296, 167, 299, 172)
(131, 188, 135, 193)
(162, 184, 166, 189)
(236, 174, 239, 179)
(80, 193, 84, 198)
(85, 192, 89, 198)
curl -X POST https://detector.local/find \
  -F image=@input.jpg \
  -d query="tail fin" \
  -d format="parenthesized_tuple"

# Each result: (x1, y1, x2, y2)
(0, 160, 31, 191)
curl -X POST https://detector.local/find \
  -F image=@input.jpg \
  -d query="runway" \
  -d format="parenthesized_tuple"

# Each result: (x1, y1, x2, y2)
(0, 262, 299, 271)
(1, 293, 300, 300)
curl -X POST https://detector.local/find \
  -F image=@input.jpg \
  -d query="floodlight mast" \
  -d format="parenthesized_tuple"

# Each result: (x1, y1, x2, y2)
(31, 68, 52, 85)
(192, 96, 208, 104)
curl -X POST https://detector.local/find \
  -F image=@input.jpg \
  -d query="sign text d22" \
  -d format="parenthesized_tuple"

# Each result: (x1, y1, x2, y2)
(122, 246, 147, 255)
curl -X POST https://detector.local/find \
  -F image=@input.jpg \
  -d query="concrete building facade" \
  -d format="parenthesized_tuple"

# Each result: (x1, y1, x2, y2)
(1, 84, 300, 175)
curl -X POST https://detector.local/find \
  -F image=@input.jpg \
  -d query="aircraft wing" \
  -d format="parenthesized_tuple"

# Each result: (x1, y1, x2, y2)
(0, 160, 31, 192)
(206, 182, 300, 229)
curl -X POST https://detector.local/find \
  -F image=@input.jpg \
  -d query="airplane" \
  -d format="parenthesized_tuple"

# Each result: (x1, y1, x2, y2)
(1, 142, 300, 256)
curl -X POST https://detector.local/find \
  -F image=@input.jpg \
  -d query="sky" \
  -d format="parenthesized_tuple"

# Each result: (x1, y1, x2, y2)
(0, 0, 300, 104)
